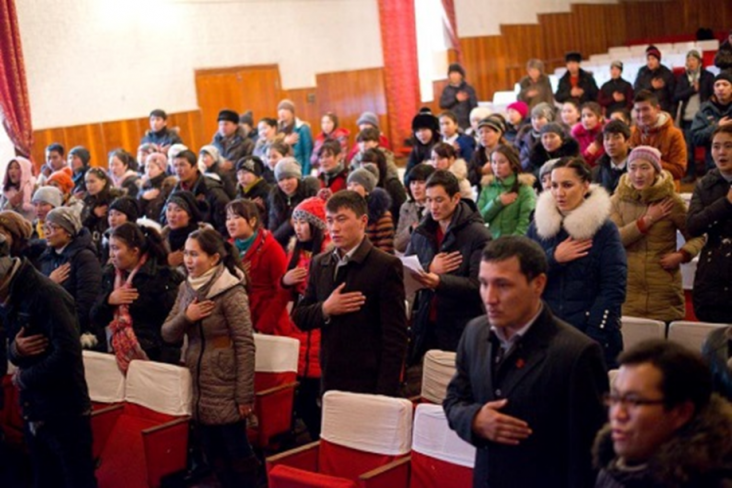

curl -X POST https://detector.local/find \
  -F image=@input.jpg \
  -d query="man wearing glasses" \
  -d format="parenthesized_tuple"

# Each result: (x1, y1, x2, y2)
(594, 340, 732, 487)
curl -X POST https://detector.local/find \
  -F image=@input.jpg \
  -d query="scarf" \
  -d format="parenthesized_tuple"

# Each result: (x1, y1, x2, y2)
(35, 220, 45, 240)
(187, 265, 219, 291)
(110, 169, 138, 189)
(234, 230, 258, 257)
(168, 223, 198, 252)
(109, 254, 149, 373)
(321, 163, 345, 185)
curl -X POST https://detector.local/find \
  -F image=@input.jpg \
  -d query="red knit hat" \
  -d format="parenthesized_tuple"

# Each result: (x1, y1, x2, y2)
(292, 194, 329, 231)
(507, 101, 529, 119)
(47, 170, 74, 195)
(646, 45, 662, 61)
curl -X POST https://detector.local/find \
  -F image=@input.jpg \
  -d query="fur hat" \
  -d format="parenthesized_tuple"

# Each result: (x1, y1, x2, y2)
(31, 186, 63, 208)
(565, 51, 582, 63)
(628, 145, 663, 173)
(356, 111, 380, 129)
(347, 167, 378, 194)
(507, 101, 529, 119)
(236, 156, 265, 177)
(109, 196, 141, 222)
(277, 99, 296, 113)
(646, 45, 662, 61)
(217, 109, 239, 125)
(275, 157, 302, 181)
(0, 210, 33, 243)
(448, 63, 466, 78)
(46, 206, 82, 236)
(69, 146, 91, 166)
(292, 196, 328, 231)
(412, 108, 439, 133)
(167, 191, 203, 224)
(531, 102, 555, 121)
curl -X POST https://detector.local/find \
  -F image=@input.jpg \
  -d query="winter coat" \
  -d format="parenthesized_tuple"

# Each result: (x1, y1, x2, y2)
(599, 77, 634, 115)
(528, 136, 580, 177)
(281, 119, 314, 176)
(634, 64, 677, 114)
(714, 39, 732, 74)
(593, 394, 732, 488)
(168, 172, 231, 235)
(112, 170, 141, 198)
(237, 230, 292, 336)
(572, 122, 605, 167)
(91, 257, 183, 363)
(268, 181, 316, 249)
(3, 258, 91, 421)
(628, 112, 687, 182)
(38, 228, 103, 340)
(365, 188, 395, 254)
(406, 199, 492, 361)
(518, 74, 555, 108)
(205, 162, 237, 200)
(141, 127, 182, 149)
(394, 200, 427, 254)
(610, 171, 704, 322)
(81, 188, 122, 253)
(310, 128, 350, 169)
(517, 125, 542, 173)
(317, 167, 348, 194)
(236, 177, 271, 227)
(527, 185, 627, 367)
(439, 81, 478, 129)
(0, 156, 36, 221)
(555, 68, 600, 104)
(477, 173, 536, 237)
(674, 68, 715, 120)
(405, 139, 440, 184)
(446, 158, 474, 201)
(346, 134, 392, 164)
(691, 98, 732, 169)
(138, 174, 176, 223)
(687, 169, 732, 323)
(592, 154, 628, 195)
(702, 326, 732, 402)
(212, 126, 254, 165)
(162, 265, 255, 425)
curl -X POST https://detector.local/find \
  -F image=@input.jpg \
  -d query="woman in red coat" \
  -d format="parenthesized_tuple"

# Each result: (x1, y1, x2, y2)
(280, 193, 331, 439)
(226, 199, 291, 336)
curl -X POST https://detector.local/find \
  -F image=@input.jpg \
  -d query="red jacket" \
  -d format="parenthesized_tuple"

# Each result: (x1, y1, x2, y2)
(318, 168, 348, 193)
(311, 127, 350, 169)
(571, 123, 605, 167)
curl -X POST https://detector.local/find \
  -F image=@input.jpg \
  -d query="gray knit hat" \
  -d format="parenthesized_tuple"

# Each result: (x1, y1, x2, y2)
(275, 157, 302, 181)
(32, 186, 63, 208)
(347, 167, 378, 194)
(531, 102, 555, 121)
(356, 111, 380, 129)
(46, 207, 82, 236)
(540, 122, 565, 137)
(539, 158, 561, 181)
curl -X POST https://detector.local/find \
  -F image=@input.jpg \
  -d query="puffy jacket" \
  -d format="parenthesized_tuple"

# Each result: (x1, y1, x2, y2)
(518, 74, 555, 108)
(162, 265, 255, 425)
(628, 112, 687, 182)
(633, 64, 677, 114)
(477, 173, 536, 237)
(141, 127, 182, 148)
(528, 136, 580, 177)
(598, 77, 634, 115)
(527, 185, 627, 367)
(0, 156, 36, 221)
(268, 181, 316, 249)
(168, 172, 231, 235)
(572, 122, 605, 167)
(691, 98, 732, 169)
(212, 126, 254, 165)
(555, 68, 599, 104)
(610, 171, 704, 322)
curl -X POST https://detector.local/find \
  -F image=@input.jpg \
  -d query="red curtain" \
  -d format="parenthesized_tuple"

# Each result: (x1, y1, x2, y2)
(0, 0, 33, 159)
(441, 0, 463, 63)
(377, 0, 420, 151)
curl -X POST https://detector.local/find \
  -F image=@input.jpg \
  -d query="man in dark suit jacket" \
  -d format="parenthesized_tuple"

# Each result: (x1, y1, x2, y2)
(444, 236, 608, 488)
(292, 191, 408, 396)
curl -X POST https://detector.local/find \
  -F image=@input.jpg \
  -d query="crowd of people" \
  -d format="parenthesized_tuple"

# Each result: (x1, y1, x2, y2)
(1, 35, 732, 488)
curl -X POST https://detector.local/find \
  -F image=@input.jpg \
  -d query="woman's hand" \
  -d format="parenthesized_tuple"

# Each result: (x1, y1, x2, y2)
(108, 287, 139, 305)
(93, 204, 108, 218)
(642, 198, 674, 228)
(499, 192, 518, 206)
(49, 263, 71, 284)
(554, 237, 593, 264)
(168, 250, 184, 267)
(142, 188, 160, 201)
(659, 252, 684, 270)
(282, 267, 308, 286)
(185, 298, 215, 322)
(238, 404, 254, 419)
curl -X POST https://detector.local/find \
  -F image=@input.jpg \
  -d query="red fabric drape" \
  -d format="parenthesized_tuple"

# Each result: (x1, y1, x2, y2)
(377, 0, 420, 152)
(440, 0, 463, 63)
(0, 0, 33, 159)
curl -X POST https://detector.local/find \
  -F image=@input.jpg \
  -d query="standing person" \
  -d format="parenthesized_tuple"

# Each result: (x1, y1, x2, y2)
(81, 168, 120, 251)
(599, 61, 634, 116)
(444, 236, 608, 488)
(91, 222, 182, 366)
(555, 51, 599, 104)
(141, 109, 183, 152)
(347, 167, 395, 254)
(406, 170, 491, 362)
(634, 45, 677, 115)
(291, 191, 408, 396)
(395, 163, 435, 254)
(226, 199, 291, 336)
(138, 152, 174, 223)
(527, 157, 627, 367)
(610, 147, 704, 323)
(268, 158, 316, 249)
(162, 229, 258, 487)
(687, 124, 732, 323)
(429, 142, 473, 200)
(691, 72, 732, 172)
(592, 120, 632, 195)
(477, 145, 536, 238)
(68, 146, 91, 196)
(528, 123, 580, 178)
(316, 139, 349, 194)
(439, 63, 478, 130)
(439, 110, 476, 162)
(572, 102, 605, 167)
(212, 109, 254, 168)
(714, 29, 732, 75)
(108, 149, 140, 198)
(405, 108, 442, 183)
(0, 235, 98, 488)
(518, 58, 554, 109)
(1, 156, 35, 221)
(277, 99, 314, 175)
(310, 112, 350, 170)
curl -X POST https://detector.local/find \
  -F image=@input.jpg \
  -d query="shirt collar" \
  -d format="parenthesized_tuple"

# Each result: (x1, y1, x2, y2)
(491, 303, 543, 350)
(611, 157, 628, 171)
(332, 238, 364, 266)
(444, 134, 459, 145)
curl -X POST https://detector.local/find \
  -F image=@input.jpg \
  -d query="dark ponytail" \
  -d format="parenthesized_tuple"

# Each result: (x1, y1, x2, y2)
(188, 228, 243, 277)
(287, 223, 325, 271)
(111, 222, 168, 264)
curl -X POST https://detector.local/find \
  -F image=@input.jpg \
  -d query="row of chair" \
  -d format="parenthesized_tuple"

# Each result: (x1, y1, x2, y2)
(621, 317, 731, 353)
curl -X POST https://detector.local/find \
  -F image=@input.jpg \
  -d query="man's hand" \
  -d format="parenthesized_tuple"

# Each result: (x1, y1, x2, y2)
(456, 91, 469, 102)
(570, 86, 584, 98)
(554, 237, 593, 263)
(586, 141, 600, 155)
(14, 327, 49, 357)
(429, 251, 463, 274)
(49, 263, 71, 284)
(414, 271, 440, 289)
(322, 283, 366, 317)
(612, 91, 625, 102)
(282, 267, 308, 286)
(284, 133, 300, 146)
(472, 399, 532, 445)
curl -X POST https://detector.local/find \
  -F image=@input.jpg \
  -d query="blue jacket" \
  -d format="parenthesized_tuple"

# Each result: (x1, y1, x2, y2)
(288, 119, 314, 176)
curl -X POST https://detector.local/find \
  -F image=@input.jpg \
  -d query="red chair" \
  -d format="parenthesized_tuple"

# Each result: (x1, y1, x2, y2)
(266, 391, 413, 488)
(83, 351, 127, 460)
(249, 333, 299, 449)
(1, 362, 23, 446)
(94, 360, 192, 488)
(420, 350, 456, 404)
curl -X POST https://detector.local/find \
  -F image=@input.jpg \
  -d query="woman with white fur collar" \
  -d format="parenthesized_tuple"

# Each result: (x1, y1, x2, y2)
(527, 157, 627, 367)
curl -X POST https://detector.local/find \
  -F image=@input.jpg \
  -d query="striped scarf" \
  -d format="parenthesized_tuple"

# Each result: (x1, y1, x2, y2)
(109, 254, 149, 373)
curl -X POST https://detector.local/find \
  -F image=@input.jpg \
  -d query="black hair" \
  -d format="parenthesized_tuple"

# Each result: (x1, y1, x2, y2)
(609, 108, 632, 126)
(268, 140, 291, 157)
(318, 139, 342, 158)
(581, 101, 603, 117)
(361, 148, 388, 187)
(3, 159, 21, 192)
(438, 111, 458, 124)
(405, 163, 435, 201)
(562, 99, 581, 111)
(490, 145, 523, 193)
(108, 148, 139, 172)
(260, 117, 278, 128)
(481, 236, 548, 282)
(713, 123, 732, 138)
(325, 190, 368, 218)
(226, 199, 262, 231)
(322, 112, 339, 130)
(634, 89, 660, 107)
(172, 149, 198, 168)
(357, 127, 381, 143)
(432, 142, 458, 160)
(187, 227, 243, 277)
(46, 143, 65, 156)
(110, 222, 168, 264)
(603, 119, 631, 140)
(287, 221, 326, 271)
(619, 340, 712, 412)
(425, 169, 461, 197)
(551, 156, 592, 183)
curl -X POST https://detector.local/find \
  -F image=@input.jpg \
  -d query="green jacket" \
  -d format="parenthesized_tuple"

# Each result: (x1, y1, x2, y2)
(477, 173, 537, 238)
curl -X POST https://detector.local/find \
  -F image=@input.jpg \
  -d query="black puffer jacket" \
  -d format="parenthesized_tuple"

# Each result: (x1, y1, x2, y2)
(141, 127, 182, 148)
(167, 173, 231, 235)
(268, 181, 316, 249)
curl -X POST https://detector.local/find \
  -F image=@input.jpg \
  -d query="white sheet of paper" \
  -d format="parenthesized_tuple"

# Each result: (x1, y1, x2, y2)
(400, 255, 426, 296)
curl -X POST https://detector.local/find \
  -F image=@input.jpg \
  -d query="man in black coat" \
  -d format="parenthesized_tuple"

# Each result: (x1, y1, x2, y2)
(0, 235, 97, 488)
(291, 191, 408, 396)
(406, 170, 491, 363)
(555, 51, 599, 104)
(140, 109, 183, 152)
(212, 109, 254, 166)
(444, 236, 608, 488)
(439, 63, 478, 130)
(634, 45, 676, 115)
(598, 61, 634, 115)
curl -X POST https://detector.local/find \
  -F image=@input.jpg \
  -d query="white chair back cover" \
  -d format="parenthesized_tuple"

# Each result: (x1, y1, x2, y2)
(83, 351, 125, 403)
(421, 350, 457, 404)
(412, 404, 475, 468)
(668, 321, 731, 352)
(253, 333, 299, 373)
(621, 317, 666, 351)
(321, 391, 413, 456)
(125, 360, 192, 416)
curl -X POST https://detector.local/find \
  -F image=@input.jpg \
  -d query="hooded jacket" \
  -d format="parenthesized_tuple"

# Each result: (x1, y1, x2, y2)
(628, 112, 687, 182)
(141, 126, 182, 148)
(593, 394, 732, 488)
(610, 170, 704, 322)
(1, 156, 36, 221)
(477, 173, 536, 237)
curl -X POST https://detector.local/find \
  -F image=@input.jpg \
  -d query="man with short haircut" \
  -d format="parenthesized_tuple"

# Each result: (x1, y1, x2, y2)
(439, 63, 478, 130)
(634, 45, 677, 115)
(691, 72, 732, 171)
(628, 90, 687, 184)
(291, 191, 407, 396)
(592, 120, 632, 194)
(38, 143, 71, 186)
(277, 99, 314, 176)
(598, 61, 634, 115)
(140, 109, 182, 152)
(211, 109, 254, 168)
(444, 236, 608, 488)
(555, 51, 599, 104)
(238, 110, 258, 145)
(406, 170, 491, 362)
(593, 340, 732, 487)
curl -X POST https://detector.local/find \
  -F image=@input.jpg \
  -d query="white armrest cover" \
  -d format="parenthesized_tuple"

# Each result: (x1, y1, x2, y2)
(254, 333, 299, 373)
(83, 351, 126, 403)
(125, 360, 192, 416)
(413, 404, 475, 468)
(421, 350, 457, 404)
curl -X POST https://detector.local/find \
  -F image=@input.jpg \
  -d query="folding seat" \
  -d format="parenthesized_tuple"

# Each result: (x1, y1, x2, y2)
(608, 46, 631, 58)
(83, 351, 126, 459)
(266, 391, 413, 488)
(621, 316, 666, 351)
(420, 350, 456, 404)
(668, 321, 731, 353)
(697, 39, 720, 51)
(249, 333, 299, 449)
(95, 360, 192, 488)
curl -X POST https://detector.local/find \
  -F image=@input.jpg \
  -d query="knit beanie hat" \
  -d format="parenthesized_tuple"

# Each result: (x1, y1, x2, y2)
(412, 108, 440, 133)
(275, 157, 302, 181)
(47, 170, 74, 195)
(646, 45, 662, 61)
(628, 146, 663, 173)
(347, 167, 378, 194)
(686, 50, 702, 62)
(292, 196, 328, 231)
(277, 99, 296, 113)
(478, 114, 507, 134)
(539, 158, 561, 181)
(236, 156, 265, 177)
(715, 71, 732, 85)
(356, 111, 380, 129)
(109, 196, 141, 222)
(0, 210, 33, 243)
(217, 109, 239, 125)
(239, 111, 254, 126)
(531, 102, 555, 121)
(69, 146, 91, 166)
(145, 152, 168, 173)
(507, 101, 529, 119)
(167, 191, 203, 224)
(46, 207, 82, 236)
(540, 123, 565, 137)
(610, 60, 624, 71)
(168, 143, 189, 161)
(32, 186, 63, 208)
(199, 145, 222, 164)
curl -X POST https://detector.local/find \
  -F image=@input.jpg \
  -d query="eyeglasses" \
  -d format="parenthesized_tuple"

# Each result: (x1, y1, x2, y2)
(43, 223, 60, 234)
(603, 392, 666, 409)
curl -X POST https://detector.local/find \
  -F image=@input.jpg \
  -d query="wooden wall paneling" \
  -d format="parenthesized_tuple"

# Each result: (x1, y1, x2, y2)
(426, 79, 449, 115)
(501, 24, 545, 87)
(282, 88, 319, 133)
(603, 3, 627, 49)
(695, 0, 732, 33)
(460, 36, 508, 103)
(574, 4, 609, 59)
(168, 110, 205, 153)
(539, 12, 580, 65)
(195, 70, 247, 139)
(235, 65, 284, 121)
(31, 128, 66, 170)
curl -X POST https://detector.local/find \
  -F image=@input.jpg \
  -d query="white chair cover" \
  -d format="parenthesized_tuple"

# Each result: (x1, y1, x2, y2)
(321, 391, 413, 456)
(621, 316, 666, 351)
(253, 333, 299, 373)
(421, 350, 457, 404)
(412, 404, 475, 468)
(83, 351, 125, 403)
(668, 321, 731, 352)
(125, 360, 192, 416)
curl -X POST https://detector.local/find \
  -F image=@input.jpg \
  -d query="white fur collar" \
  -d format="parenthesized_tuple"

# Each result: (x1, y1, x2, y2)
(534, 184, 611, 240)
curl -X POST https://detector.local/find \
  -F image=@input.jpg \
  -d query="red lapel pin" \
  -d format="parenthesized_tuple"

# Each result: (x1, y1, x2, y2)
(516, 358, 526, 369)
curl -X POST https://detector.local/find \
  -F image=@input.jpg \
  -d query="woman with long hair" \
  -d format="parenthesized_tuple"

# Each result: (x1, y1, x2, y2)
(82, 167, 121, 252)
(1, 156, 36, 221)
(310, 112, 350, 170)
(108, 149, 140, 198)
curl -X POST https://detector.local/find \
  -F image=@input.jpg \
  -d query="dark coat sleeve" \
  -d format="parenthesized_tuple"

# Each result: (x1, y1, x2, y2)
(687, 183, 732, 237)
(583, 73, 599, 103)
(207, 186, 231, 235)
(385, 178, 407, 228)
(586, 223, 627, 334)
(436, 232, 488, 298)
(554, 74, 572, 103)
(73, 249, 103, 336)
(466, 84, 478, 113)
(90, 267, 115, 329)
(440, 85, 459, 110)
(290, 257, 326, 332)
(375, 257, 408, 395)
(673, 72, 696, 103)
(690, 106, 717, 147)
